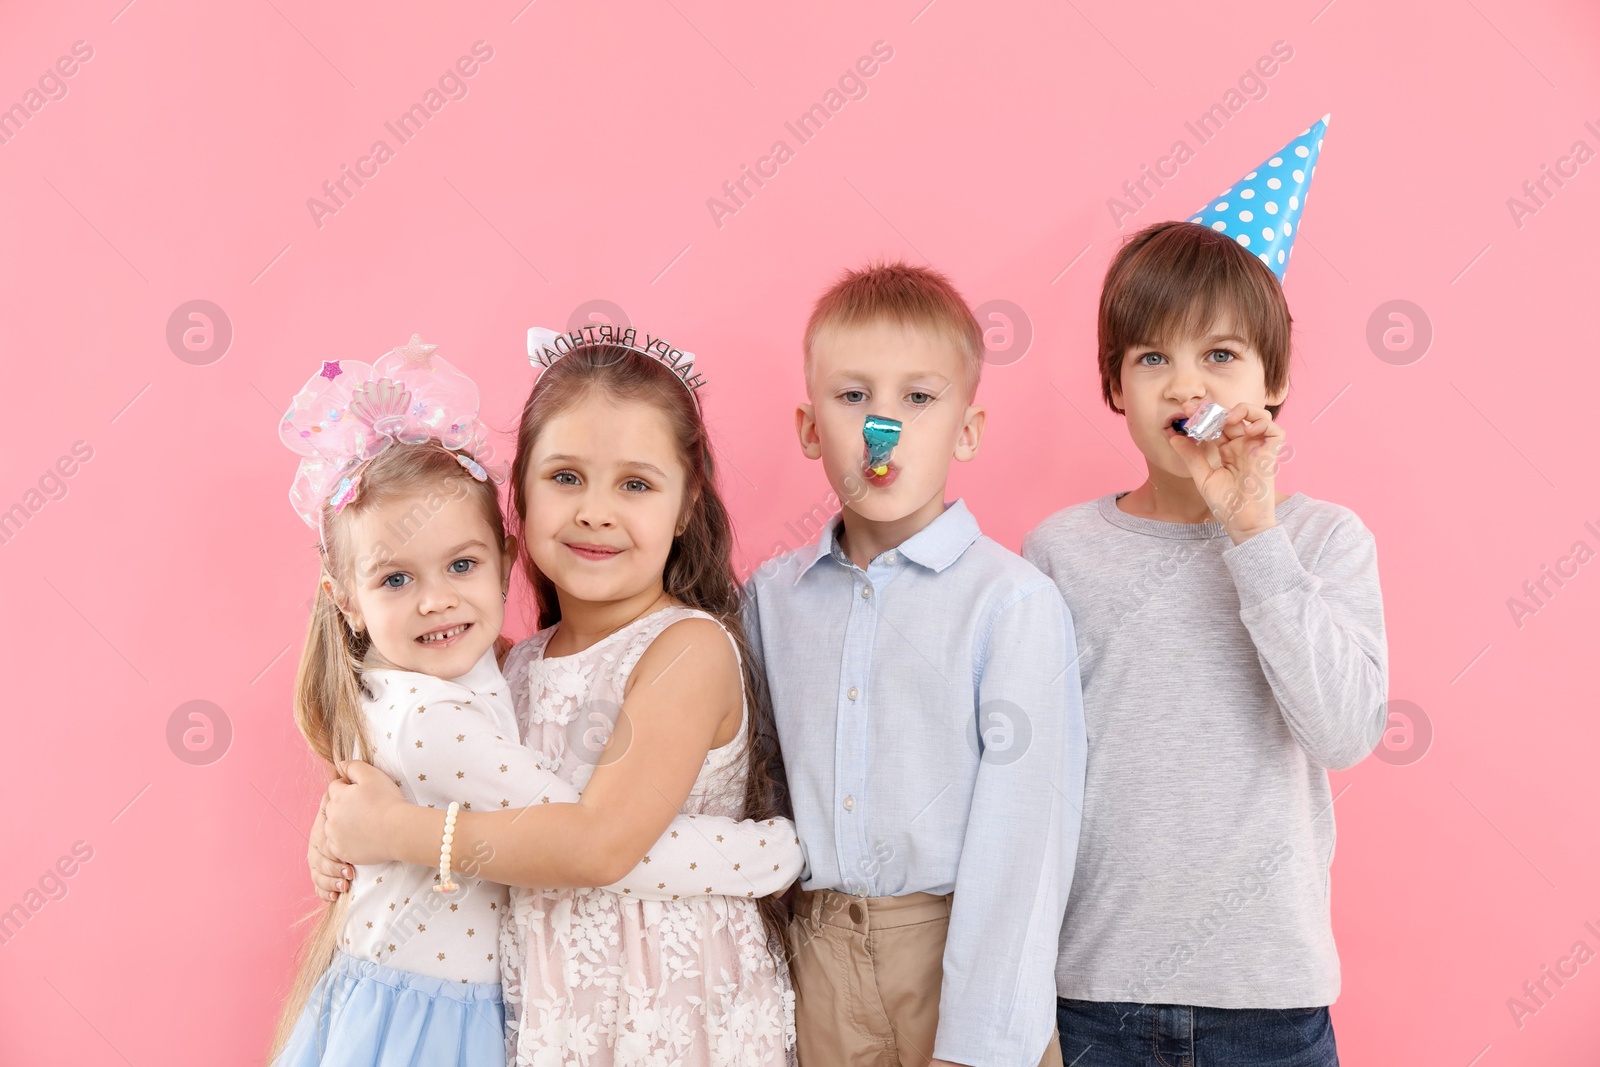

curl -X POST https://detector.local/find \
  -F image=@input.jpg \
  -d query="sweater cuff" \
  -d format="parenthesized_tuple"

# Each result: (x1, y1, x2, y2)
(1222, 525, 1317, 608)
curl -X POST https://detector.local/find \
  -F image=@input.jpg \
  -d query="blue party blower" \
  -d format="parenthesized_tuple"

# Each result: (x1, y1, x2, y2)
(864, 415, 902, 475)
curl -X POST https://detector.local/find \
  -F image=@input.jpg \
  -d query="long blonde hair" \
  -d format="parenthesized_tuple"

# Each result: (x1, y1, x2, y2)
(267, 441, 507, 1063)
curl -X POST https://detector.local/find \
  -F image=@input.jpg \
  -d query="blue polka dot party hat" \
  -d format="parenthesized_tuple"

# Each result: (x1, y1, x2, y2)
(1188, 114, 1329, 280)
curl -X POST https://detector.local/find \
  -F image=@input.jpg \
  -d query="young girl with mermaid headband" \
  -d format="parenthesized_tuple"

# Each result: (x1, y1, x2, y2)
(312, 326, 800, 1065)
(269, 335, 800, 1067)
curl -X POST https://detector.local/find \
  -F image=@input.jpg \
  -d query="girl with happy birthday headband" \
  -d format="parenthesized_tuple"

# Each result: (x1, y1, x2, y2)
(270, 334, 799, 1067)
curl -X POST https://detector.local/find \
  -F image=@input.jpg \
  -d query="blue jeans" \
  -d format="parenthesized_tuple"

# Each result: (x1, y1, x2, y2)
(1056, 999, 1338, 1067)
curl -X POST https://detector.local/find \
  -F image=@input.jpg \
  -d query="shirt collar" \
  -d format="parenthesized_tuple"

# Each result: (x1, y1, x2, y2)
(797, 517, 845, 579)
(795, 499, 981, 582)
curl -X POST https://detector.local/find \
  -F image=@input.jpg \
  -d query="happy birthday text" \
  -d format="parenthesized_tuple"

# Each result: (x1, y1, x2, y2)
(531, 325, 705, 392)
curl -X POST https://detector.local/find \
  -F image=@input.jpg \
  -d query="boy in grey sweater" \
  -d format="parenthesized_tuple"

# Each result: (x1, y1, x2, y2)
(1024, 218, 1388, 1066)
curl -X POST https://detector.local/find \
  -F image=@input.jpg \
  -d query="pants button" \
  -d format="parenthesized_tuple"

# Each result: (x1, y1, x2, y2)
(848, 902, 864, 924)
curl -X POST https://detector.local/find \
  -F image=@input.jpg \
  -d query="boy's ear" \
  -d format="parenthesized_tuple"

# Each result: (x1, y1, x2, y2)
(794, 403, 823, 460)
(1265, 382, 1288, 408)
(954, 404, 986, 462)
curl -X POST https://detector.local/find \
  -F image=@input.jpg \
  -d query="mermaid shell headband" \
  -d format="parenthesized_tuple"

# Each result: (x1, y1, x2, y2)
(278, 334, 500, 533)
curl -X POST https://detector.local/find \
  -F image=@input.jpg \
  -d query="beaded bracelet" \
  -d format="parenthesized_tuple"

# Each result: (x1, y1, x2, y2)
(434, 801, 459, 893)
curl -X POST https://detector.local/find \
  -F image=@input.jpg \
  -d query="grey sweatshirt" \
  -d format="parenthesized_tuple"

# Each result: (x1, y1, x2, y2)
(1022, 492, 1388, 1008)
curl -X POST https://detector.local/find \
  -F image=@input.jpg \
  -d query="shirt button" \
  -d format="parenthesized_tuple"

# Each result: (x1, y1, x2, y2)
(861, 586, 873, 600)
(885, 552, 897, 564)
(842, 795, 856, 811)
(847, 687, 859, 701)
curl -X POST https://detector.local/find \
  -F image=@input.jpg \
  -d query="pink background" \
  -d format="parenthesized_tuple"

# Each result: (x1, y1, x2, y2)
(3, 0, 1597, 1062)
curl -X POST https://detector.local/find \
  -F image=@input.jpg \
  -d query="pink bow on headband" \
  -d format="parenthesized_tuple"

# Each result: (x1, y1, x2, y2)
(278, 334, 499, 531)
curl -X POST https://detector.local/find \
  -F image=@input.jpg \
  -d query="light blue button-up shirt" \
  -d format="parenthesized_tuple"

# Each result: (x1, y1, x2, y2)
(744, 499, 1086, 1066)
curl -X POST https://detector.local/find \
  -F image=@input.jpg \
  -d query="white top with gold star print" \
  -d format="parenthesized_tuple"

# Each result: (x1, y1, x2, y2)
(341, 646, 797, 984)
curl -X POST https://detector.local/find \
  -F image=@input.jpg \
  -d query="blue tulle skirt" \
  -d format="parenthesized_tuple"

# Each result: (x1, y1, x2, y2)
(275, 951, 506, 1067)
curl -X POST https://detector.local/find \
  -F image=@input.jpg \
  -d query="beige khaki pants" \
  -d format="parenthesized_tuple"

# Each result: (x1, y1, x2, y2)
(788, 888, 1064, 1067)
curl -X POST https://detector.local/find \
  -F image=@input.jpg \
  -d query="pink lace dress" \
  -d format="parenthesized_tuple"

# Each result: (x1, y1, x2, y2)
(498, 605, 796, 1067)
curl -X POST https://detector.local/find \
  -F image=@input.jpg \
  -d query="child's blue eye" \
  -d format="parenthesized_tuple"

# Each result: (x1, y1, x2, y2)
(1137, 352, 1165, 366)
(553, 470, 580, 486)
(907, 391, 935, 405)
(840, 390, 867, 403)
(449, 559, 475, 574)
(1209, 349, 1238, 363)
(622, 478, 650, 493)
(382, 573, 411, 589)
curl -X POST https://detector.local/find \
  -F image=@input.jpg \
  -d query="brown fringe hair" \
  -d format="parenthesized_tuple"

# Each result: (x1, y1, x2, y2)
(266, 441, 507, 1064)
(1098, 220, 1293, 418)
(508, 344, 794, 947)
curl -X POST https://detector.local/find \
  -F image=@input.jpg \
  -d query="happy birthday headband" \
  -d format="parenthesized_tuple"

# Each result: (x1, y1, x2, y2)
(527, 325, 705, 407)
(278, 334, 500, 537)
